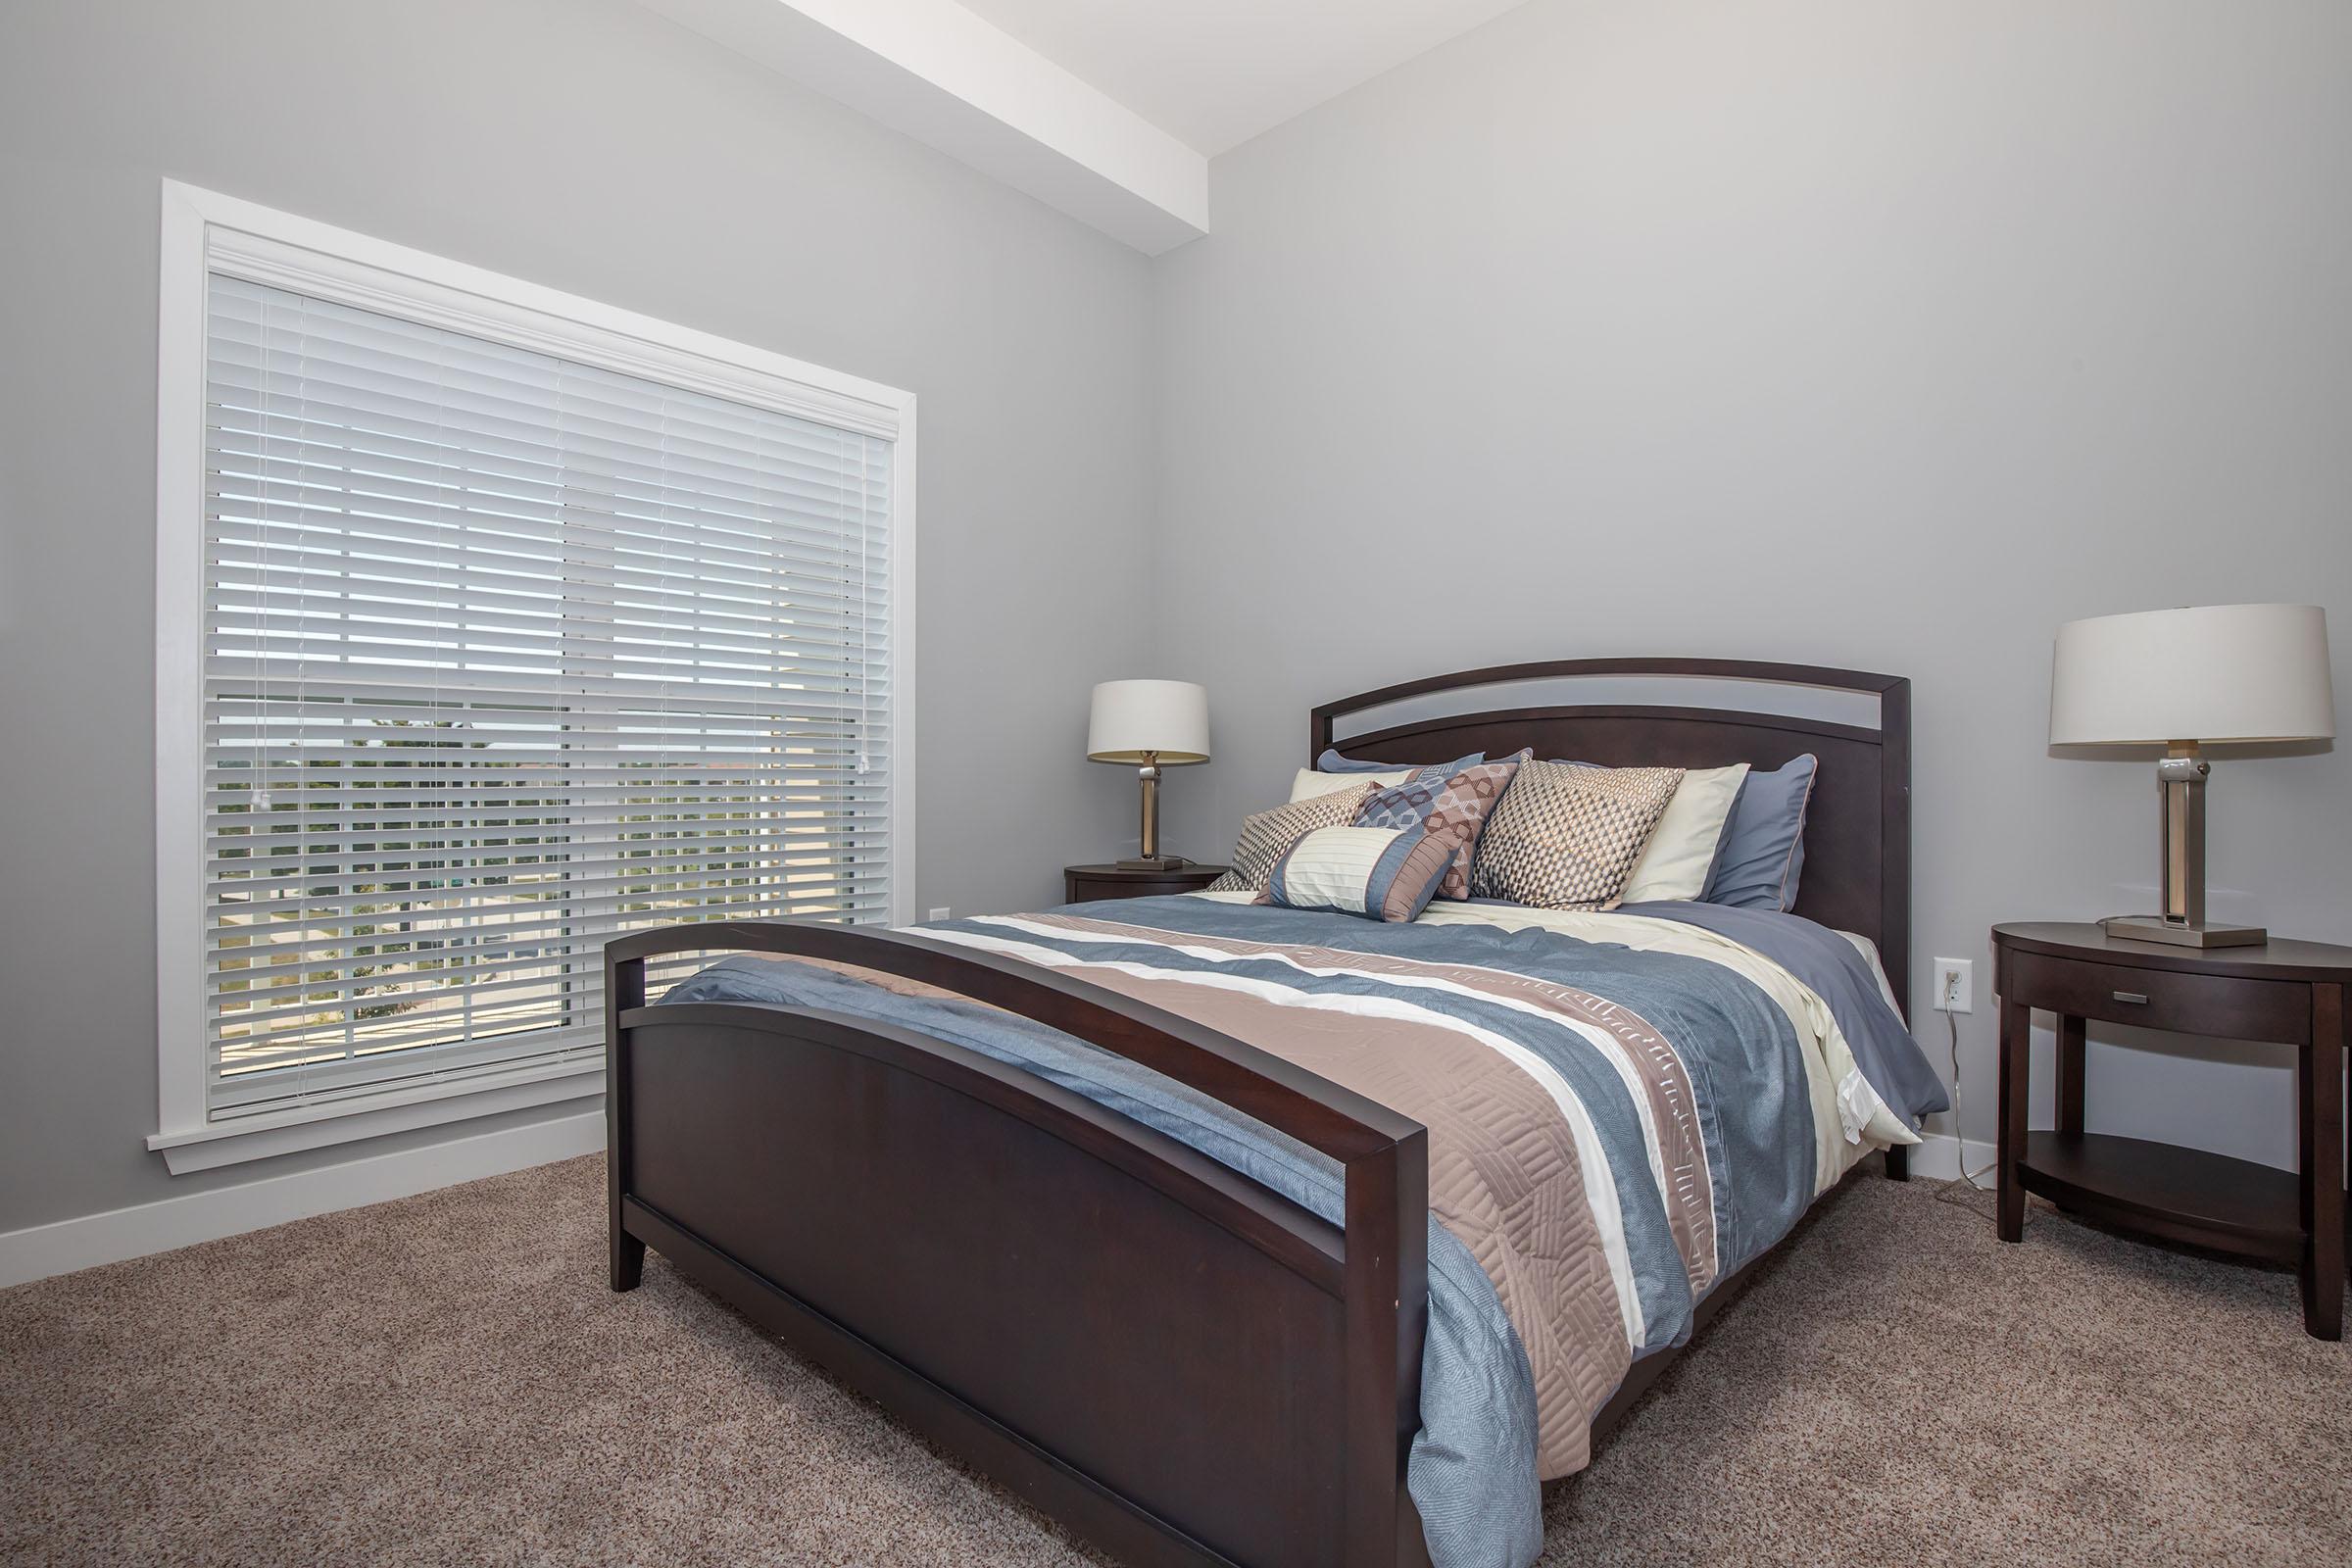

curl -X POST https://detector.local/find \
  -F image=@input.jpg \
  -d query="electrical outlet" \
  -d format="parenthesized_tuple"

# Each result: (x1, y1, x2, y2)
(1934, 957, 1973, 1013)
(926, 906, 951, 922)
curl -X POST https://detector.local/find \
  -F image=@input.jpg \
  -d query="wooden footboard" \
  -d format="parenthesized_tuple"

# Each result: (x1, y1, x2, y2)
(605, 921, 1432, 1568)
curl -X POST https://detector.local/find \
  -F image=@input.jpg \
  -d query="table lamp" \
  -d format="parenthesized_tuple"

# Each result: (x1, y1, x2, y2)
(2049, 603, 2334, 948)
(1088, 680, 1210, 870)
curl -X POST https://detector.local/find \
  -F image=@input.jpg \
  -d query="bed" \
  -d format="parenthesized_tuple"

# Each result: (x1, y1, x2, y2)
(603, 659, 1939, 1568)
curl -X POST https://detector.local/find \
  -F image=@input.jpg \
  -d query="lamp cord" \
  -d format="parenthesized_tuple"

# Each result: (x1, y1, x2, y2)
(1933, 1006, 2006, 1224)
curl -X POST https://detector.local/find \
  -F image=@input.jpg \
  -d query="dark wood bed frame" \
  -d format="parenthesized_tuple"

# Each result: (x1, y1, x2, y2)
(606, 659, 1911, 1568)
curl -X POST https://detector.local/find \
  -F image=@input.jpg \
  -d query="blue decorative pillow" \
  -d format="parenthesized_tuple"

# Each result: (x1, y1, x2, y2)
(1263, 826, 1455, 923)
(1699, 755, 1818, 911)
(1314, 748, 1484, 775)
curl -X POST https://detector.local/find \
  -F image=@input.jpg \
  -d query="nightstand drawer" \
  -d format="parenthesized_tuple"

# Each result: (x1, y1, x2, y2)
(2005, 950, 2310, 1043)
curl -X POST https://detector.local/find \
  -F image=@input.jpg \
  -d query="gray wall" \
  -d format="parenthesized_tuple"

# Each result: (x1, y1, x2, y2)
(0, 0, 1156, 1231)
(1154, 0, 2352, 1168)
(5, 0, 2347, 1241)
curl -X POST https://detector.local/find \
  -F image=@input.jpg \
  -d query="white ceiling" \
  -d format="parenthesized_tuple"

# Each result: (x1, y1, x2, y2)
(645, 1, 1525, 250)
(958, 0, 1531, 156)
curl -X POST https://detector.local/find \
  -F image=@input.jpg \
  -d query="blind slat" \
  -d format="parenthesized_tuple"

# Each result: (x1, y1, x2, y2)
(204, 507, 888, 602)
(209, 1034, 606, 1117)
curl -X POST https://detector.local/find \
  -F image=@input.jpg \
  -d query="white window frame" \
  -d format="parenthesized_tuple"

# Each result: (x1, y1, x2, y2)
(149, 179, 916, 1173)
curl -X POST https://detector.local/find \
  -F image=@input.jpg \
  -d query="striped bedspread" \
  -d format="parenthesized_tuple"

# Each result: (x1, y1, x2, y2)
(663, 894, 1930, 1568)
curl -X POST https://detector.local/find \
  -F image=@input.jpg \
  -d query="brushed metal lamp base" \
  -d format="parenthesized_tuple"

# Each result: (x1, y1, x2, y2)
(2098, 742, 2268, 950)
(1114, 758, 1194, 871)
(2097, 913, 2268, 950)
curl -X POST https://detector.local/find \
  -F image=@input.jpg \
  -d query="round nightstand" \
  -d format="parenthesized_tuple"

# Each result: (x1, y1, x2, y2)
(1063, 863, 1230, 904)
(1991, 921, 2350, 1339)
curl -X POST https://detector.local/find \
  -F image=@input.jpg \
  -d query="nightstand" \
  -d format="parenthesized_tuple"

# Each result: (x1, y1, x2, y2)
(1992, 922, 2349, 1339)
(1063, 863, 1229, 904)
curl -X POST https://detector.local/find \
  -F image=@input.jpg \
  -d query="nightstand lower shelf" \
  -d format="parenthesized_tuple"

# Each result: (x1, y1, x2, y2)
(2018, 1131, 2304, 1264)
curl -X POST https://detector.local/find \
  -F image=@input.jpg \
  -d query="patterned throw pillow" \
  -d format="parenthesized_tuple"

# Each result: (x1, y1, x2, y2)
(1469, 759, 1686, 909)
(1262, 825, 1456, 923)
(1353, 752, 1529, 901)
(1207, 781, 1375, 893)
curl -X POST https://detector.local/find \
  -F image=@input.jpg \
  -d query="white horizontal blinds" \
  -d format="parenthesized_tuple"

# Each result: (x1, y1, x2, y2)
(201, 273, 894, 1120)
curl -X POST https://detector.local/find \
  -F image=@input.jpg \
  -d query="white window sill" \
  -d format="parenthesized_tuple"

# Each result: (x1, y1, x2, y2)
(146, 1061, 605, 1175)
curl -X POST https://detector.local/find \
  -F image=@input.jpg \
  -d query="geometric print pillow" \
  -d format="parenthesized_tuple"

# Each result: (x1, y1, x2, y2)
(1467, 759, 1685, 910)
(1354, 751, 1530, 902)
(1206, 780, 1375, 893)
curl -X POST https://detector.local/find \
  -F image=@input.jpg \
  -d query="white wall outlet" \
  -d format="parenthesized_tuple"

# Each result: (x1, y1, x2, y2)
(927, 906, 952, 922)
(1934, 957, 1974, 1013)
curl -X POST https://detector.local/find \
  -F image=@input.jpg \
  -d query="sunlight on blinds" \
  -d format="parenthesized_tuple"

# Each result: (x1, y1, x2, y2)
(200, 275, 894, 1119)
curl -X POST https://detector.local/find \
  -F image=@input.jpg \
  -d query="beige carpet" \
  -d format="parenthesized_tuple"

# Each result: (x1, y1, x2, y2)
(4, 1156, 2346, 1567)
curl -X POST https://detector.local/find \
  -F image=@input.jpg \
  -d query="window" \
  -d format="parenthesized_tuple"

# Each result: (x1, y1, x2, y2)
(151, 184, 914, 1171)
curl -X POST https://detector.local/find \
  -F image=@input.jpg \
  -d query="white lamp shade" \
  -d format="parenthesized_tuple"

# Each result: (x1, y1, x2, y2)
(2049, 604, 2334, 746)
(1087, 680, 1210, 764)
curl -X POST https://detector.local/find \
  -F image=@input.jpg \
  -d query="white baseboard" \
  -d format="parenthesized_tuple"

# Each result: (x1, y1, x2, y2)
(1906, 1131, 1995, 1182)
(0, 1109, 605, 1289)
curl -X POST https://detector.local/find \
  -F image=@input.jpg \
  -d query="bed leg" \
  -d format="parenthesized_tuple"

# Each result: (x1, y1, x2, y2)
(612, 1229, 646, 1292)
(1884, 1144, 1911, 1182)
(607, 946, 648, 1292)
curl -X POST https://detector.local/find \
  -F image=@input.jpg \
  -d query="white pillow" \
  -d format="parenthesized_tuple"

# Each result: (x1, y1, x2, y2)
(1288, 766, 1415, 803)
(1618, 762, 1749, 903)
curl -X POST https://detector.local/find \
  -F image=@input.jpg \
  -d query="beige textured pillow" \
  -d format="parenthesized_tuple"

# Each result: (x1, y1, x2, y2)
(1618, 762, 1749, 904)
(1469, 760, 1686, 909)
(1208, 781, 1375, 892)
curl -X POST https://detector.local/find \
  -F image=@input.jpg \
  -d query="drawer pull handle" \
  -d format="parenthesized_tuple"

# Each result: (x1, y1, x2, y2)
(2113, 990, 2148, 1004)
